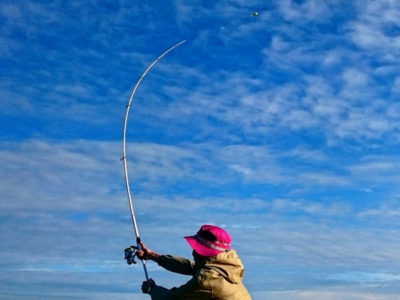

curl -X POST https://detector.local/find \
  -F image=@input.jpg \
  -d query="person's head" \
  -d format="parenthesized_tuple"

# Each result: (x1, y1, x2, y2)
(185, 224, 232, 257)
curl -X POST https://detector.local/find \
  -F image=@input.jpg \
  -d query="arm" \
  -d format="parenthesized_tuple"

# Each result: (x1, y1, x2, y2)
(138, 242, 195, 275)
(157, 255, 195, 275)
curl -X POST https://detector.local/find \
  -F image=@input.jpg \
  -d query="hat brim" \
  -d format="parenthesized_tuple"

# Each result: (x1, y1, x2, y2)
(184, 236, 222, 257)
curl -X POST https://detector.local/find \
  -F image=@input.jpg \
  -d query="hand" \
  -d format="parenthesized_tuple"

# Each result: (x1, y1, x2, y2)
(142, 278, 155, 294)
(136, 242, 150, 259)
(137, 242, 160, 261)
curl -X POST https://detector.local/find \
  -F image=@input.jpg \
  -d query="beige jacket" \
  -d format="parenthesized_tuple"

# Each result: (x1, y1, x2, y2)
(150, 249, 252, 300)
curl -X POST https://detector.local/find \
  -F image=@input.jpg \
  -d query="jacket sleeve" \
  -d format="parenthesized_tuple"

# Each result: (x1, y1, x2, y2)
(157, 255, 196, 275)
(150, 276, 208, 300)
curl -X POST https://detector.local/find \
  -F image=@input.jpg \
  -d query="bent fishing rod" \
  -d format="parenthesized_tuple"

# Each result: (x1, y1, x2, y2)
(121, 40, 186, 280)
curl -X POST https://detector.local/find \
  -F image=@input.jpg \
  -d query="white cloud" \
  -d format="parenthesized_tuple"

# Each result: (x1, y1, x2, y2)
(278, 0, 333, 23)
(342, 68, 369, 88)
(348, 1, 400, 61)
(329, 271, 400, 283)
(270, 198, 351, 216)
(349, 157, 400, 184)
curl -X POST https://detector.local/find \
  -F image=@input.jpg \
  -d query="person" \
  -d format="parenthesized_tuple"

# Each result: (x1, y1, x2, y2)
(136, 224, 252, 299)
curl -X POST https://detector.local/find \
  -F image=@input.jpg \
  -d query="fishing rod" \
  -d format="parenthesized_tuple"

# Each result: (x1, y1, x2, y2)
(121, 40, 186, 280)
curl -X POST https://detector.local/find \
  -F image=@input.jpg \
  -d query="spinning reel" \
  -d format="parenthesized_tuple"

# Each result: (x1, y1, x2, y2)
(124, 246, 139, 265)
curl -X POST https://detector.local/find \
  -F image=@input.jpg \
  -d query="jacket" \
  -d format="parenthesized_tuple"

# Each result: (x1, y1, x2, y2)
(149, 249, 252, 300)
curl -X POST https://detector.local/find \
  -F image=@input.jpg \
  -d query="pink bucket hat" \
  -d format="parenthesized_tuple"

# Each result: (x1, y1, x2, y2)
(185, 224, 232, 257)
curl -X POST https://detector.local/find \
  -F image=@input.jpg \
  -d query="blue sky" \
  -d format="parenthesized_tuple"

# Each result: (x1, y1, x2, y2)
(1, 0, 400, 299)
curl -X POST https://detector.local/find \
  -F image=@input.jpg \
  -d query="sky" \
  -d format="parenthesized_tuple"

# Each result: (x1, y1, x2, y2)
(1, 0, 400, 299)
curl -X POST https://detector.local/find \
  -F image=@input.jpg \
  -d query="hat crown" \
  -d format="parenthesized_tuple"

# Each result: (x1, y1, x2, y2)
(197, 224, 232, 247)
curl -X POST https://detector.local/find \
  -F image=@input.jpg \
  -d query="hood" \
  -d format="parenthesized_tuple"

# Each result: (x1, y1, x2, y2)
(196, 249, 245, 284)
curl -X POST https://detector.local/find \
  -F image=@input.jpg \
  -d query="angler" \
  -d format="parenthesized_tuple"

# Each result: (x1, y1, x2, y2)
(133, 224, 252, 300)
(121, 41, 251, 299)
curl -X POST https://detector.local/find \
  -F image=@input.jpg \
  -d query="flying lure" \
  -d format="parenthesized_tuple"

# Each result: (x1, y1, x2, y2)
(121, 40, 186, 280)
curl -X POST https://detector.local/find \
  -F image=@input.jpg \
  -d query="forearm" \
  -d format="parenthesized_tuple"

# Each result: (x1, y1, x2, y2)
(137, 243, 195, 275)
(144, 250, 161, 262)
